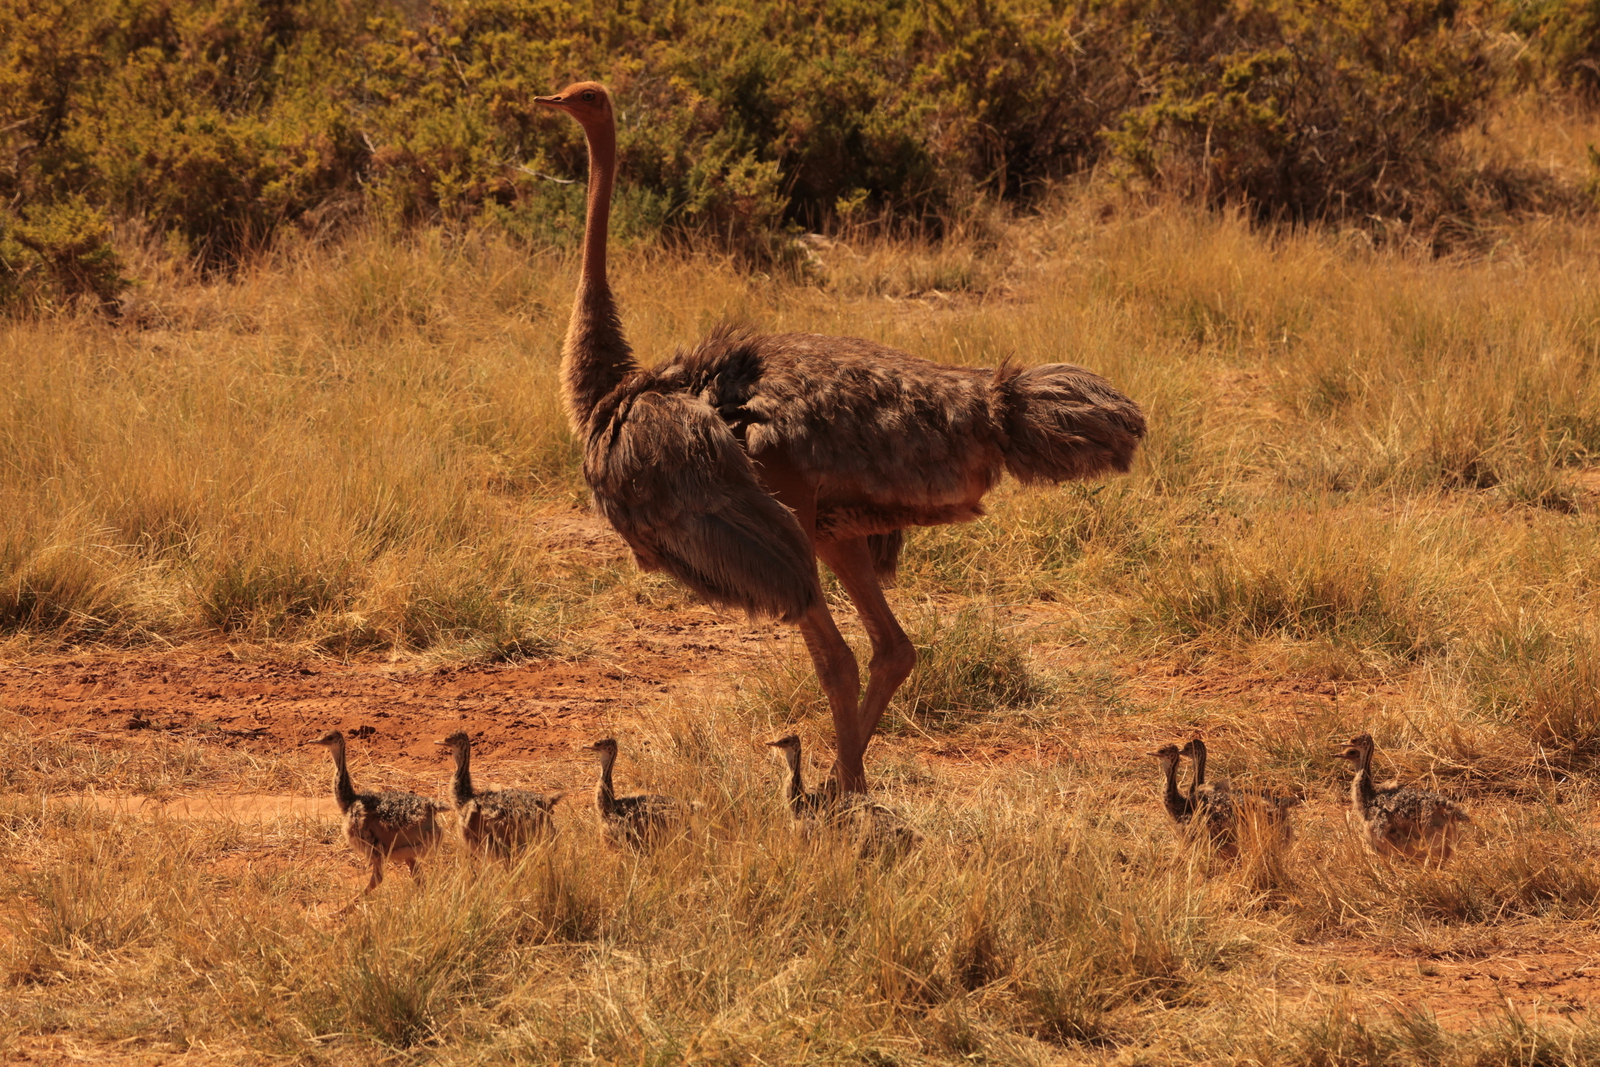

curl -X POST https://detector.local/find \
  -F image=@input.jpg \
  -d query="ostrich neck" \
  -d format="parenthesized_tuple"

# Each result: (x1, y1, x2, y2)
(563, 113, 635, 434)
(451, 747, 475, 807)
(595, 752, 618, 815)
(1188, 743, 1207, 804)
(783, 751, 804, 810)
(1162, 760, 1188, 818)
(330, 744, 357, 814)
(1351, 749, 1376, 811)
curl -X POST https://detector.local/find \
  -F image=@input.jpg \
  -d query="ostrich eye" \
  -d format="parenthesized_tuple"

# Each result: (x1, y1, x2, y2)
(582, 90, 596, 102)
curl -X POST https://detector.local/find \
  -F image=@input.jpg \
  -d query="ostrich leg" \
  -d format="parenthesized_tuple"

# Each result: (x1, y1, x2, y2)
(753, 450, 875, 792)
(795, 604, 866, 789)
(817, 538, 916, 790)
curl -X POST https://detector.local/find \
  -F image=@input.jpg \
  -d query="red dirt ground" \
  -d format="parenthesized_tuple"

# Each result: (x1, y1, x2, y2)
(0, 507, 1362, 785)
(0, 629, 784, 784)
(0, 507, 799, 786)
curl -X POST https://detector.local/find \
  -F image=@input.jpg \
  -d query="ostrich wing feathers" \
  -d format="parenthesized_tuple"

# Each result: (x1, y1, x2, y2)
(586, 390, 819, 622)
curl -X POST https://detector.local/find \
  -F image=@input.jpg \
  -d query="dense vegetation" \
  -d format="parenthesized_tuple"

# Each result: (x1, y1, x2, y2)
(2, 0, 1597, 310)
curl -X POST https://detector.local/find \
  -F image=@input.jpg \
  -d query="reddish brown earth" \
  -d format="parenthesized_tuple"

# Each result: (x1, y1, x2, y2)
(4, 636, 1591, 1030)
(0, 623, 799, 793)
(0, 508, 803, 784)
(1289, 936, 1600, 1028)
(0, 507, 1353, 785)
(5, 651, 608, 762)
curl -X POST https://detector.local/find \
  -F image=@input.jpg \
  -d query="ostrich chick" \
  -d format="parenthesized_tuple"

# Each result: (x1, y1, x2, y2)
(766, 734, 839, 820)
(587, 738, 687, 849)
(436, 731, 562, 859)
(306, 730, 443, 897)
(1335, 733, 1470, 864)
(1181, 736, 1299, 844)
(1151, 742, 1238, 857)
(1150, 744, 1197, 825)
(1178, 736, 1232, 803)
(768, 734, 917, 854)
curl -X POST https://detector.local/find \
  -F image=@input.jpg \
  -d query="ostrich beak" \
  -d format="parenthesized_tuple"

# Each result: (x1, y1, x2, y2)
(534, 94, 564, 108)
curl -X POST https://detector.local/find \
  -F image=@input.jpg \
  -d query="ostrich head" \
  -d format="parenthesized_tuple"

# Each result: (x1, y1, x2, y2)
(534, 81, 613, 130)
(435, 731, 471, 754)
(306, 729, 344, 750)
(1147, 743, 1181, 768)
(1334, 733, 1375, 764)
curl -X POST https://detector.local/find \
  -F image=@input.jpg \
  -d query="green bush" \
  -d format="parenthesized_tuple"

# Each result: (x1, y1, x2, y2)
(0, 0, 1139, 278)
(348, 0, 1133, 253)
(1505, 0, 1600, 98)
(0, 0, 1572, 306)
(1106, 0, 1503, 238)
(0, 0, 1135, 281)
(1, 197, 126, 311)
(0, 0, 369, 275)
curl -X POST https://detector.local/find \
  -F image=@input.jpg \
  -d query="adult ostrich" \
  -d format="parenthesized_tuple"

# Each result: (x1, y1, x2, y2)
(536, 82, 1145, 792)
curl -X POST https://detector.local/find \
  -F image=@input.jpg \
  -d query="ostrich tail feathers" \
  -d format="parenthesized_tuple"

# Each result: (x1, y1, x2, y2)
(992, 363, 1146, 485)
(587, 390, 820, 623)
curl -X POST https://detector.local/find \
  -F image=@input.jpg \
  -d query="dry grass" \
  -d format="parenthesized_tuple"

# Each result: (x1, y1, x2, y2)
(12, 103, 1600, 1061)
(0, 730, 1240, 1061)
(8, 709, 1600, 1064)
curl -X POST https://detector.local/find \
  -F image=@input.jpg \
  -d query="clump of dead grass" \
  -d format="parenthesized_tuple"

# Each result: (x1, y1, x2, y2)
(1142, 512, 1455, 662)
(732, 605, 1051, 740)
(0, 723, 319, 797)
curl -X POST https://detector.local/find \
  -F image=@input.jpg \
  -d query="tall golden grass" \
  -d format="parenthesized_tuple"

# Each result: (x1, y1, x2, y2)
(8, 165, 1600, 757)
(10, 104, 1600, 1062)
(7, 707, 1600, 1063)
(11, 198, 1600, 662)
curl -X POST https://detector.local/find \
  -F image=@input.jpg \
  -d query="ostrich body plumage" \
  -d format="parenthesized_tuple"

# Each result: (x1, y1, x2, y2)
(537, 82, 1145, 792)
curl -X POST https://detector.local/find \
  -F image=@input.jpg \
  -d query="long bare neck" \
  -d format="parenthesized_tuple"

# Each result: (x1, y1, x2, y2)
(1350, 748, 1376, 811)
(595, 751, 618, 815)
(563, 111, 635, 434)
(329, 743, 357, 814)
(1187, 743, 1207, 803)
(1161, 760, 1189, 820)
(782, 750, 804, 810)
(451, 746, 475, 807)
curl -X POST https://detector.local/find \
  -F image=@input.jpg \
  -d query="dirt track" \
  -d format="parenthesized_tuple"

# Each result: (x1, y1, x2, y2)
(0, 626, 802, 796)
